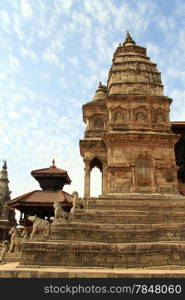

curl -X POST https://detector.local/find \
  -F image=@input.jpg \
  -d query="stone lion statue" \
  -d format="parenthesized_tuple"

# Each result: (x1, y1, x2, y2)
(53, 201, 65, 219)
(8, 226, 22, 253)
(28, 215, 51, 238)
(53, 192, 80, 223)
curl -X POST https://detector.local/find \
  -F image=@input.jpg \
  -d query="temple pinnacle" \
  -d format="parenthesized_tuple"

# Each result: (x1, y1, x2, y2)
(98, 81, 103, 88)
(123, 31, 135, 46)
(2, 160, 7, 170)
(52, 158, 56, 168)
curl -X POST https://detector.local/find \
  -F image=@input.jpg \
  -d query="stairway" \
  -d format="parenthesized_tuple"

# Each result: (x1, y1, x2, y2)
(19, 193, 185, 269)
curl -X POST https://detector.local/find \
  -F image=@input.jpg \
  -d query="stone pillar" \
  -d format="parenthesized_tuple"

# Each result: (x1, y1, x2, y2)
(102, 162, 108, 195)
(86, 119, 90, 130)
(151, 162, 158, 191)
(131, 163, 136, 192)
(84, 161, 90, 198)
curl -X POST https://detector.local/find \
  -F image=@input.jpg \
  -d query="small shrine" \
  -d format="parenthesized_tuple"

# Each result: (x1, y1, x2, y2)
(8, 160, 73, 223)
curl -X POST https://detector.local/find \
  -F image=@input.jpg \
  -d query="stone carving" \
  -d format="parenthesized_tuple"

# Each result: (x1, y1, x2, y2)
(72, 191, 84, 209)
(53, 200, 71, 223)
(28, 215, 51, 238)
(53, 192, 80, 224)
(114, 111, 124, 122)
(136, 112, 147, 121)
(53, 201, 65, 220)
(8, 226, 22, 253)
(21, 228, 30, 240)
(165, 171, 174, 182)
(70, 191, 78, 220)
(155, 113, 164, 123)
(94, 118, 104, 129)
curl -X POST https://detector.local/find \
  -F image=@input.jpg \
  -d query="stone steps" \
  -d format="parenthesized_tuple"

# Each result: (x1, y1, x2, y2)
(52, 221, 183, 230)
(2, 262, 185, 278)
(80, 209, 185, 215)
(3, 252, 21, 263)
(21, 240, 185, 268)
(18, 194, 185, 269)
(88, 205, 185, 210)
(75, 211, 185, 224)
(49, 224, 185, 243)
(88, 194, 185, 202)
(87, 198, 185, 209)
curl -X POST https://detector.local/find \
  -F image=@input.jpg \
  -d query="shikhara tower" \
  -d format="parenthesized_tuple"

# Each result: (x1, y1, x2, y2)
(80, 32, 179, 196)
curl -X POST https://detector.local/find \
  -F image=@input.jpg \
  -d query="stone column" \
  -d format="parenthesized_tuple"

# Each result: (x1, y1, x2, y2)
(84, 161, 91, 198)
(102, 162, 108, 195)
(131, 163, 136, 192)
(108, 110, 112, 120)
(151, 162, 158, 191)
(86, 119, 90, 130)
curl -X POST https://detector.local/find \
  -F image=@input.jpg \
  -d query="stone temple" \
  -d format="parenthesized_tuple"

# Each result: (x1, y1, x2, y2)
(1, 32, 185, 277)
(80, 31, 179, 196)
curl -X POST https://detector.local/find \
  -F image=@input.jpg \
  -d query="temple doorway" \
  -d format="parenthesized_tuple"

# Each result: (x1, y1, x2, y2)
(90, 158, 102, 197)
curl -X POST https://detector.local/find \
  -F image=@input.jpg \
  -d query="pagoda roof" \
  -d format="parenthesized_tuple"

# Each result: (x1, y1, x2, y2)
(7, 190, 73, 208)
(31, 162, 70, 178)
(31, 160, 71, 190)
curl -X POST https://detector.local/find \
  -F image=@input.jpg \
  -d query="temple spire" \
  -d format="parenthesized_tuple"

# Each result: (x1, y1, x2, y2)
(2, 160, 7, 171)
(123, 31, 135, 46)
(98, 81, 103, 89)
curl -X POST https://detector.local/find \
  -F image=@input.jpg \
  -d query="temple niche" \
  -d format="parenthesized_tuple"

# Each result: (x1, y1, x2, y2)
(80, 31, 180, 196)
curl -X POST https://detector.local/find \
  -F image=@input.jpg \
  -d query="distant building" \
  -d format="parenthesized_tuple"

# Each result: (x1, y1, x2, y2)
(0, 161, 16, 240)
(8, 160, 73, 225)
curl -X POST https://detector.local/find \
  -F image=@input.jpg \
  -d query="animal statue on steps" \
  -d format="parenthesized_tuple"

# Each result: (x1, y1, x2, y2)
(28, 215, 51, 238)
(21, 228, 30, 240)
(53, 201, 66, 219)
(70, 191, 78, 220)
(8, 226, 23, 253)
(53, 191, 80, 223)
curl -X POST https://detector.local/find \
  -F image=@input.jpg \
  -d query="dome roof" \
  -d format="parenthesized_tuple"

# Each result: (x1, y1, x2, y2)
(107, 31, 163, 96)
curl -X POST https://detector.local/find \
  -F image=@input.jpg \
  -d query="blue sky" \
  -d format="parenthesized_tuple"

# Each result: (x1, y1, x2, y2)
(0, 0, 185, 199)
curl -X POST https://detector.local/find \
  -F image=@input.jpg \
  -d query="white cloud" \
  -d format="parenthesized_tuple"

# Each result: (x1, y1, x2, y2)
(20, 0, 32, 19)
(9, 55, 21, 72)
(20, 46, 38, 62)
(68, 56, 78, 67)
(146, 42, 160, 61)
(59, 77, 67, 88)
(54, 0, 74, 15)
(0, 10, 11, 33)
(42, 48, 64, 70)
(12, 12, 25, 40)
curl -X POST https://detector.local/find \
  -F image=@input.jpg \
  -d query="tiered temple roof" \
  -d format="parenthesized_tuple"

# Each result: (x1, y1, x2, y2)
(8, 160, 72, 219)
